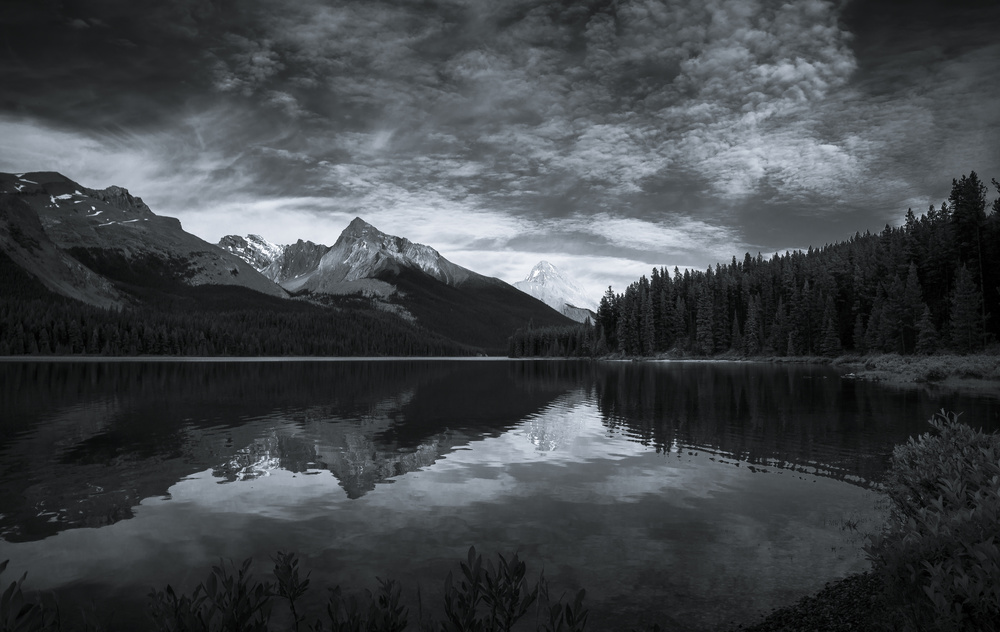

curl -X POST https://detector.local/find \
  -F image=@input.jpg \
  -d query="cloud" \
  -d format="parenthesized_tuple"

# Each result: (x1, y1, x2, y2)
(3, 0, 1000, 291)
(212, 35, 285, 96)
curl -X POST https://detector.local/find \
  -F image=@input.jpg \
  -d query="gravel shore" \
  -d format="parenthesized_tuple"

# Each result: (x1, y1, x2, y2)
(729, 572, 890, 632)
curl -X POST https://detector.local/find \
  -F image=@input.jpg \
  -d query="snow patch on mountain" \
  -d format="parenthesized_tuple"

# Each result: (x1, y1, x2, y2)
(514, 261, 598, 323)
(217, 234, 285, 271)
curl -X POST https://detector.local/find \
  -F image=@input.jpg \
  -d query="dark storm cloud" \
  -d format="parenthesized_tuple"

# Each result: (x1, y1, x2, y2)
(2, 0, 1000, 299)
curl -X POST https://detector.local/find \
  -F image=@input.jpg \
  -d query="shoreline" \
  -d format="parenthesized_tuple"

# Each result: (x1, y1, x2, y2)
(728, 571, 889, 632)
(599, 351, 1000, 394)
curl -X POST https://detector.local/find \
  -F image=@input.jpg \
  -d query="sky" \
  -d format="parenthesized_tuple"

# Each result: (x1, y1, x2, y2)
(2, 0, 999, 302)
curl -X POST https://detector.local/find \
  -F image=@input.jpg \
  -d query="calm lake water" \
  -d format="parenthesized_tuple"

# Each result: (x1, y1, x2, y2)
(1, 359, 998, 631)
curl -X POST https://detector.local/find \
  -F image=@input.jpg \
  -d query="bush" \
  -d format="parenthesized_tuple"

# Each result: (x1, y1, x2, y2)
(1, 559, 60, 632)
(142, 547, 587, 632)
(866, 410, 1000, 631)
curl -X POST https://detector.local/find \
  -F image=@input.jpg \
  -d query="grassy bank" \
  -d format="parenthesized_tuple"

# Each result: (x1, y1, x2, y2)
(834, 352, 1000, 389)
(607, 350, 1000, 392)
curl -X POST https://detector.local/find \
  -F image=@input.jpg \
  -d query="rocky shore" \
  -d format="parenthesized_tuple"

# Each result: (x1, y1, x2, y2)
(730, 572, 889, 632)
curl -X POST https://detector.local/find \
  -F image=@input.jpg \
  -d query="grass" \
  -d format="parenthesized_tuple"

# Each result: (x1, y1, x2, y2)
(836, 352, 1000, 385)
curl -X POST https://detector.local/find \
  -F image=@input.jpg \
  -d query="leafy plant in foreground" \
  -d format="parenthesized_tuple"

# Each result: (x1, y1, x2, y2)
(1, 559, 59, 632)
(272, 552, 310, 632)
(315, 578, 407, 632)
(136, 548, 590, 632)
(441, 547, 545, 632)
(149, 557, 275, 632)
(866, 410, 1000, 631)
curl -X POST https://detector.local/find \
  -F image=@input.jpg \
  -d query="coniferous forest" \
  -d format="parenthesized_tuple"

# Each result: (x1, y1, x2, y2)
(509, 172, 1000, 358)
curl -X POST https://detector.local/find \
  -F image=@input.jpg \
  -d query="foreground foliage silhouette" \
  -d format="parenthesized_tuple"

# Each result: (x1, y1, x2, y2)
(866, 411, 1000, 632)
(0, 547, 590, 632)
(145, 546, 587, 632)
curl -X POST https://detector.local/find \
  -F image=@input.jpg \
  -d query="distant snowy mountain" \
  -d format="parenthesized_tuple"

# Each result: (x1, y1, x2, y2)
(220, 218, 575, 351)
(513, 261, 597, 323)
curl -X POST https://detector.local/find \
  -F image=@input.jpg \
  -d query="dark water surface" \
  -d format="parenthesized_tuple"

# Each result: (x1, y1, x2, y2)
(1, 359, 998, 631)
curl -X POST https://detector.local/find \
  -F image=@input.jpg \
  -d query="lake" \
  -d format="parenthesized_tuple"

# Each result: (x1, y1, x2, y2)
(1, 359, 998, 631)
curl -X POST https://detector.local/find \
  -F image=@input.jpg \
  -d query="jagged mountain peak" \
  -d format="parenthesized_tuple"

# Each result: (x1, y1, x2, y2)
(278, 217, 474, 294)
(346, 216, 373, 231)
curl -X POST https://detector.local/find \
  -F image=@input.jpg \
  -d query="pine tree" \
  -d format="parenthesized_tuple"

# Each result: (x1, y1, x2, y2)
(949, 265, 984, 353)
(900, 263, 924, 353)
(819, 296, 842, 357)
(597, 287, 618, 351)
(730, 313, 742, 353)
(695, 284, 714, 355)
(641, 290, 655, 356)
(766, 298, 786, 356)
(915, 304, 938, 355)
(672, 296, 687, 349)
(744, 296, 762, 356)
(852, 312, 866, 353)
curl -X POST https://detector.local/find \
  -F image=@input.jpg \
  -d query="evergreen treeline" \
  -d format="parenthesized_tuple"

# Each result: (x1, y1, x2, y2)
(0, 297, 469, 356)
(0, 250, 470, 356)
(511, 172, 1000, 358)
(507, 322, 601, 358)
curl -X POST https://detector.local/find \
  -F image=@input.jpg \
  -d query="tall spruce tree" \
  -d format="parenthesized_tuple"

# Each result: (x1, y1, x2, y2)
(915, 304, 938, 355)
(819, 296, 842, 357)
(949, 264, 984, 353)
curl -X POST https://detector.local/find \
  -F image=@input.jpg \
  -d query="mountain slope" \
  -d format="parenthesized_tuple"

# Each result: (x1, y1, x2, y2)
(514, 261, 597, 323)
(0, 193, 123, 309)
(0, 172, 286, 301)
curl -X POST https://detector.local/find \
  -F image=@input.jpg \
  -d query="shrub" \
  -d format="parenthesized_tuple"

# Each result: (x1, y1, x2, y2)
(0, 559, 59, 632)
(143, 547, 587, 632)
(866, 410, 1000, 631)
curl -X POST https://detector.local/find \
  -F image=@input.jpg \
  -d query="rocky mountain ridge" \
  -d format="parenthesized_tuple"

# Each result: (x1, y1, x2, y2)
(2, 171, 575, 354)
(1, 171, 285, 304)
(219, 219, 574, 350)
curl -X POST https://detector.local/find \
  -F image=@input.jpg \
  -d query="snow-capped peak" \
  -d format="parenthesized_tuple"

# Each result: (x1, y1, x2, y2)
(514, 261, 597, 323)
(246, 234, 284, 261)
(527, 261, 560, 282)
(217, 234, 284, 271)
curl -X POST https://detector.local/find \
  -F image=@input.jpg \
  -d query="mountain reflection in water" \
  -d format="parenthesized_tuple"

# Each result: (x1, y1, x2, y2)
(1, 359, 998, 543)
(1, 359, 999, 631)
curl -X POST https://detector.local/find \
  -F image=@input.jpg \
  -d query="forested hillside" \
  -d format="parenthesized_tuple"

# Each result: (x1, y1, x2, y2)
(510, 172, 1000, 358)
(0, 249, 470, 357)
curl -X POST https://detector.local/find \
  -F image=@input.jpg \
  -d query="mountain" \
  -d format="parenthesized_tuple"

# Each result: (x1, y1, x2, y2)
(1, 193, 123, 309)
(222, 218, 575, 352)
(0, 172, 286, 303)
(216, 234, 283, 271)
(513, 261, 597, 324)
(217, 235, 331, 285)
(1, 171, 570, 355)
(283, 217, 475, 295)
